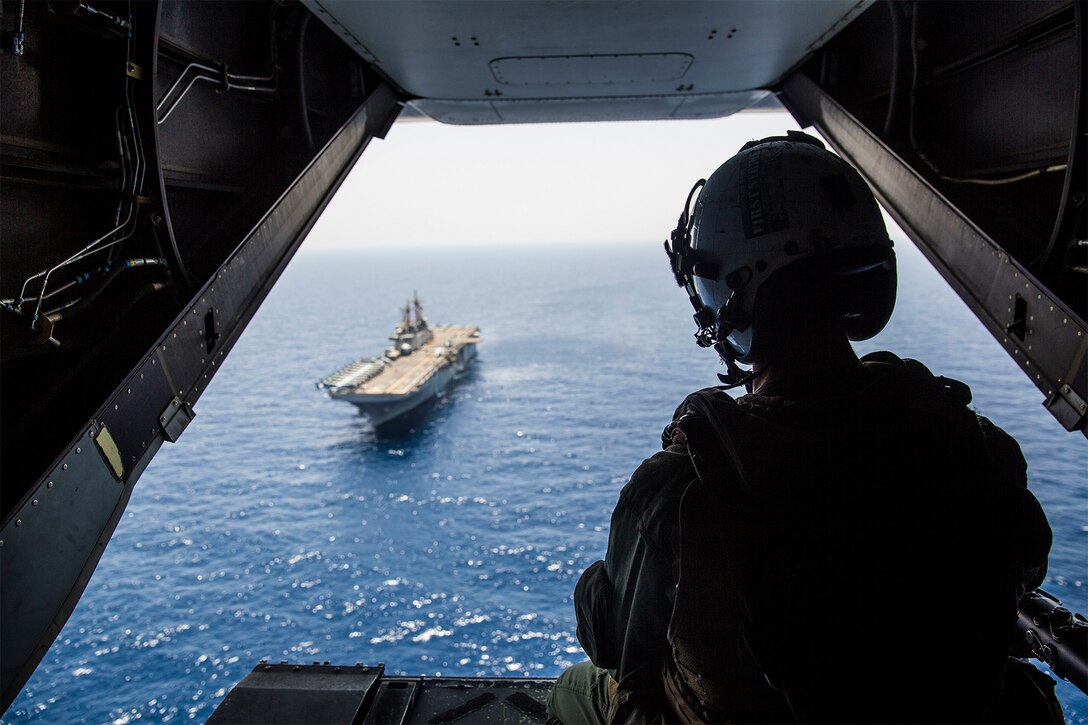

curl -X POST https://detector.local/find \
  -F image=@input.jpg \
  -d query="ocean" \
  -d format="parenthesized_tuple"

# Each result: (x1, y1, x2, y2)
(6, 239, 1087, 723)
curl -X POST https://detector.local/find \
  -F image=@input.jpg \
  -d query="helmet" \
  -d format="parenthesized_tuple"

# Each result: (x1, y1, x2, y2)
(665, 131, 896, 387)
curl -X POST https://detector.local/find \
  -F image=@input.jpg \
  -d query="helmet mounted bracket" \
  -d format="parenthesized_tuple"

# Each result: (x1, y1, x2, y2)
(664, 177, 756, 390)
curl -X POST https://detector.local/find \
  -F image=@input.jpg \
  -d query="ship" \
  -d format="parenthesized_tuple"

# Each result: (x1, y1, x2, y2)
(319, 294, 480, 428)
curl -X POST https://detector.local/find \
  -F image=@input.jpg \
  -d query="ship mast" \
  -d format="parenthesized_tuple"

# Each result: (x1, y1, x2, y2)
(413, 291, 425, 329)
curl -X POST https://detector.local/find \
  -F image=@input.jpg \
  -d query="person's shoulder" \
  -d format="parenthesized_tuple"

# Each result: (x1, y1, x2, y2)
(863, 350, 1027, 473)
(976, 414, 1027, 484)
(619, 447, 697, 516)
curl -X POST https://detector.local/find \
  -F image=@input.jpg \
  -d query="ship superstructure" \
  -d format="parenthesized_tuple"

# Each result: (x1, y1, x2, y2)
(319, 294, 480, 427)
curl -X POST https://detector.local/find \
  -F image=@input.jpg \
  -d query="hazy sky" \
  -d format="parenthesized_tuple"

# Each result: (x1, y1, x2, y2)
(305, 110, 817, 249)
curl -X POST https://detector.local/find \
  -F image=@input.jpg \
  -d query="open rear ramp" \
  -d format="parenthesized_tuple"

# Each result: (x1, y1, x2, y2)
(207, 663, 552, 725)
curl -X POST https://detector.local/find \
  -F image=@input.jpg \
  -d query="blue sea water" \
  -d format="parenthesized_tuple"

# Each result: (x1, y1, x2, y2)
(7, 238, 1087, 724)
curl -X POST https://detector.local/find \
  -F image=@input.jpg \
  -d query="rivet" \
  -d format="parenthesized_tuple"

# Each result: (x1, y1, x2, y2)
(142, 442, 147, 448)
(173, 332, 177, 338)
(131, 456, 136, 462)
(114, 404, 119, 411)
(47, 481, 53, 488)
(15, 520, 22, 527)
(173, 400, 179, 407)
(140, 373, 145, 379)
(76, 447, 81, 454)
(32, 500, 38, 506)
(162, 345, 167, 351)
(127, 388, 132, 395)
(89, 430, 95, 438)
(62, 463, 68, 470)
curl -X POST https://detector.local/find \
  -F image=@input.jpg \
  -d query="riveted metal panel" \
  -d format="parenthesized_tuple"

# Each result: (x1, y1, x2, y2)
(96, 353, 175, 471)
(0, 429, 124, 704)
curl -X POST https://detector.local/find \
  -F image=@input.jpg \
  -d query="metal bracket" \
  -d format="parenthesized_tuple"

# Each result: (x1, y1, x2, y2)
(1047, 382, 1088, 432)
(158, 396, 194, 443)
(204, 308, 221, 354)
(1005, 293, 1028, 341)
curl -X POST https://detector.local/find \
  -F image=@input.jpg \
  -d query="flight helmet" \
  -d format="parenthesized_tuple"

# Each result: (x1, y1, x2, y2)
(665, 131, 896, 387)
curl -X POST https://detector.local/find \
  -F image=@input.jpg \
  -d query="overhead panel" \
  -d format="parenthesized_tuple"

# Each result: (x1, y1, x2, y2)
(302, 0, 871, 123)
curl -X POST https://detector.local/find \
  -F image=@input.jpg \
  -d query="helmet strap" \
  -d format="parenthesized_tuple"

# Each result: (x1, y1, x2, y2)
(665, 179, 720, 346)
(713, 340, 756, 390)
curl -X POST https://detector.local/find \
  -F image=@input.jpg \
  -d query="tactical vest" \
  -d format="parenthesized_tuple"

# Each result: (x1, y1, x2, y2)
(661, 353, 1049, 723)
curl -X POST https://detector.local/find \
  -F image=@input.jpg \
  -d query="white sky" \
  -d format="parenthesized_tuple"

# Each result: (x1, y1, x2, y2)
(305, 110, 808, 249)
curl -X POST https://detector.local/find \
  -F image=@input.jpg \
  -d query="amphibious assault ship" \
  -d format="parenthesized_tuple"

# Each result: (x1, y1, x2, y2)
(319, 295, 480, 427)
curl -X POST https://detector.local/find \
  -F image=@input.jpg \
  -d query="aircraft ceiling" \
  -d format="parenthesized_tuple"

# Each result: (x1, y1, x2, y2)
(301, 0, 871, 123)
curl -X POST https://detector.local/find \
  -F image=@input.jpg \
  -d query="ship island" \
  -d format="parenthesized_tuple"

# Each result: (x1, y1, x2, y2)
(319, 294, 480, 428)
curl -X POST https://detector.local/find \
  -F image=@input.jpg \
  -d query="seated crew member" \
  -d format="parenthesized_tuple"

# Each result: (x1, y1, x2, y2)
(546, 132, 1059, 724)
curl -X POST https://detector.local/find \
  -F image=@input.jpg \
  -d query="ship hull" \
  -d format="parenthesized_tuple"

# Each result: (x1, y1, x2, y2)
(332, 341, 477, 428)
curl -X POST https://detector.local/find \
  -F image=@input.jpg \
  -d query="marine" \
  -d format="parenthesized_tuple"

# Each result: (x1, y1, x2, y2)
(546, 132, 1060, 723)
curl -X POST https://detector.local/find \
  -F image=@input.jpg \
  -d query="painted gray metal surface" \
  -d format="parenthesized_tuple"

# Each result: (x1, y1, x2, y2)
(302, 0, 871, 123)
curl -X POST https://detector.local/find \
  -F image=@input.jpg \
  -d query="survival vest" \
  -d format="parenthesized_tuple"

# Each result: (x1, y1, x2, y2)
(661, 352, 1052, 723)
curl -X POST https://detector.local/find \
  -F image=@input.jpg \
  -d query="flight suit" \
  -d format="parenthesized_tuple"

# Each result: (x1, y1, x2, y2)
(548, 353, 1055, 724)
